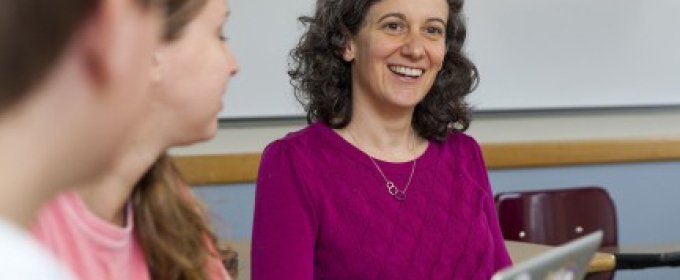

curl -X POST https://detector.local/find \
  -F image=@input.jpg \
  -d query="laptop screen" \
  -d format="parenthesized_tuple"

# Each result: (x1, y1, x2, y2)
(492, 231, 603, 280)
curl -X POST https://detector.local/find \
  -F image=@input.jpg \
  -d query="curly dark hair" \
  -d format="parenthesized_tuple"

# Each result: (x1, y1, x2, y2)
(288, 0, 478, 141)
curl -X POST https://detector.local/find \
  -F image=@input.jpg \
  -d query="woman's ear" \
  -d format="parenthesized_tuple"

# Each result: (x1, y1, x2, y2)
(343, 36, 356, 62)
(150, 51, 163, 84)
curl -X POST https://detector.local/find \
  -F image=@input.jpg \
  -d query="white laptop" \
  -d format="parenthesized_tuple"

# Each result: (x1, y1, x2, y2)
(492, 231, 604, 280)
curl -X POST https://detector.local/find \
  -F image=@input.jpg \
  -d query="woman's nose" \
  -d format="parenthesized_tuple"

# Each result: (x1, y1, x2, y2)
(401, 33, 425, 60)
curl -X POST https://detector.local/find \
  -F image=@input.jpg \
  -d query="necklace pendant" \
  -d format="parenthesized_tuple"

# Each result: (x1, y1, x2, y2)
(347, 128, 415, 202)
(386, 181, 398, 196)
(387, 181, 406, 201)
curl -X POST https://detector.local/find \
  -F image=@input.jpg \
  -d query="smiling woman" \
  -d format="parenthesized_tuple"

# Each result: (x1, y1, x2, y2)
(342, 0, 448, 125)
(251, 0, 512, 279)
(289, 0, 476, 140)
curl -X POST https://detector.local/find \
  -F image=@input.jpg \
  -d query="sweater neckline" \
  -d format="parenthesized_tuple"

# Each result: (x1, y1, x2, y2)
(313, 122, 439, 172)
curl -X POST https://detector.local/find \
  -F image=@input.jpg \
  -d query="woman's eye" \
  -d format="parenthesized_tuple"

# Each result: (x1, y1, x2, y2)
(425, 26, 444, 36)
(384, 22, 404, 32)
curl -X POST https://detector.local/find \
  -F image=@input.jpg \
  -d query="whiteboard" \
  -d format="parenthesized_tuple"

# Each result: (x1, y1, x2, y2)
(220, 0, 680, 119)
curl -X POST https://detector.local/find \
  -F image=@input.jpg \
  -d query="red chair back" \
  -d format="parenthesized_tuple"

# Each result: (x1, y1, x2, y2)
(495, 186, 618, 280)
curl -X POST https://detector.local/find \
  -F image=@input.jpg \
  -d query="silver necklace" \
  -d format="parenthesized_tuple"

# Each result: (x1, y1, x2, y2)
(347, 128, 417, 201)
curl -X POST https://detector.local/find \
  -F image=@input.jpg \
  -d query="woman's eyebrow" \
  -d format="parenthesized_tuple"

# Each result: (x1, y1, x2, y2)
(377, 12, 406, 23)
(426, 17, 446, 26)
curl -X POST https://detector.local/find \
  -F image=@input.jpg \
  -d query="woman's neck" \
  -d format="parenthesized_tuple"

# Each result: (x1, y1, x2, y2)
(75, 141, 164, 227)
(342, 105, 426, 162)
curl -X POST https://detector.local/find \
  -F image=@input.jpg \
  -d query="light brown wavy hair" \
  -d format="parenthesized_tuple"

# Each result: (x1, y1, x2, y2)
(132, 0, 224, 279)
(0, 0, 160, 112)
(134, 154, 220, 280)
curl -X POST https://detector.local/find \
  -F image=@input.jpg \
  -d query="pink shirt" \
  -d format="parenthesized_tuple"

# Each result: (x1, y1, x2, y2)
(31, 190, 230, 280)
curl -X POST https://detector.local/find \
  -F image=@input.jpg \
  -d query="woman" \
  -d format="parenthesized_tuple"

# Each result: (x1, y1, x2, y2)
(252, 0, 511, 278)
(30, 0, 239, 279)
(0, 0, 161, 278)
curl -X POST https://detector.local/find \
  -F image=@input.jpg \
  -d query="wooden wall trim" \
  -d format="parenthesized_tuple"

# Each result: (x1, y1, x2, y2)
(174, 154, 261, 185)
(173, 139, 680, 185)
(481, 139, 680, 168)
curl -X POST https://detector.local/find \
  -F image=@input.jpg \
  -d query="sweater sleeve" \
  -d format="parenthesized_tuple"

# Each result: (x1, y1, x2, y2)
(469, 137, 513, 271)
(251, 140, 318, 280)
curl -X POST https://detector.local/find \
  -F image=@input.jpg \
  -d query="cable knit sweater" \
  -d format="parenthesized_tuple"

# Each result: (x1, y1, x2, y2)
(252, 122, 511, 279)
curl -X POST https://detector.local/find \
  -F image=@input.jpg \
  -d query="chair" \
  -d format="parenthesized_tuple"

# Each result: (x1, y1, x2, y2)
(494, 186, 617, 280)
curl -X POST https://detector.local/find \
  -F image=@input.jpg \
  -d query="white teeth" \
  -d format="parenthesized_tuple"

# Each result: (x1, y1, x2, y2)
(390, 66, 423, 77)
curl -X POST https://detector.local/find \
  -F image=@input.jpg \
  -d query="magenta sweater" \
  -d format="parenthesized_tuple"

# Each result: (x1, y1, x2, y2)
(252, 123, 511, 279)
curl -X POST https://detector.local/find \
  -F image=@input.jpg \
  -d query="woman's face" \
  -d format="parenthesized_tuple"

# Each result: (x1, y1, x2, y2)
(153, 0, 239, 146)
(344, 0, 448, 112)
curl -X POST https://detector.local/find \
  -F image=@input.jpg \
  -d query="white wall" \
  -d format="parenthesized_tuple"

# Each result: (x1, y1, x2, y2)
(222, 0, 680, 119)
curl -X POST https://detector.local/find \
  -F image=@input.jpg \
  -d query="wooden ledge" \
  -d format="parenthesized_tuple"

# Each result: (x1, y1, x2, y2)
(173, 139, 680, 185)
(481, 139, 680, 169)
(173, 154, 261, 185)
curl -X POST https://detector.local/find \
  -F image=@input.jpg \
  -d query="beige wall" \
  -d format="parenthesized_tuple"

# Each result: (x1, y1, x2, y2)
(171, 107, 680, 156)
